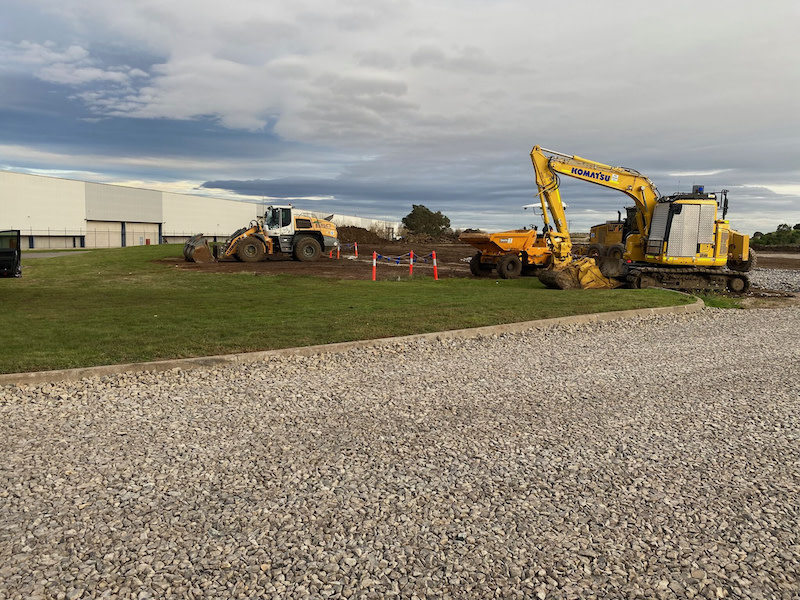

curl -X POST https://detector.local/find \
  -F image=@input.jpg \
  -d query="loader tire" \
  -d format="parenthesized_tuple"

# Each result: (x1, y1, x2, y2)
(469, 253, 493, 277)
(293, 236, 322, 262)
(496, 254, 522, 279)
(237, 236, 266, 262)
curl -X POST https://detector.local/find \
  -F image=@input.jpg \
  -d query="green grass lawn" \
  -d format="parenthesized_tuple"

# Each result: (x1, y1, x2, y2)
(1, 245, 693, 374)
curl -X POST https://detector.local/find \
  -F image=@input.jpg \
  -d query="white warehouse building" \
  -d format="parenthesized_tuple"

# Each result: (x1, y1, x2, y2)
(0, 171, 401, 249)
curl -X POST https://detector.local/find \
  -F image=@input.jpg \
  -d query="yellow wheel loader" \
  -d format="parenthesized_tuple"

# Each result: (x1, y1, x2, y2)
(184, 205, 339, 264)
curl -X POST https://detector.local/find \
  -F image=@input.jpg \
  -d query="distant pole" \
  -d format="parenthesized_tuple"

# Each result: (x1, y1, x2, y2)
(354, 242, 358, 258)
(432, 251, 439, 280)
(372, 251, 377, 281)
(409, 250, 414, 276)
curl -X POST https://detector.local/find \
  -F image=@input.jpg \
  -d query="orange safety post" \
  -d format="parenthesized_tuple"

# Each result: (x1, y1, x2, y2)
(432, 251, 438, 280)
(355, 242, 358, 258)
(372, 251, 377, 281)
(337, 246, 340, 259)
(409, 250, 414, 276)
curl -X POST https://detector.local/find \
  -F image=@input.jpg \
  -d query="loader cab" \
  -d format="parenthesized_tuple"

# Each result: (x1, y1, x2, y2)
(264, 205, 302, 254)
(264, 205, 294, 233)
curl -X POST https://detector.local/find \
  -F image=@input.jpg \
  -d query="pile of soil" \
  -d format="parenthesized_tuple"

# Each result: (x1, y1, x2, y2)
(338, 226, 387, 245)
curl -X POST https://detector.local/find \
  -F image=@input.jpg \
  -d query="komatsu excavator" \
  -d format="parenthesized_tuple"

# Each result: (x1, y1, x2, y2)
(530, 146, 753, 292)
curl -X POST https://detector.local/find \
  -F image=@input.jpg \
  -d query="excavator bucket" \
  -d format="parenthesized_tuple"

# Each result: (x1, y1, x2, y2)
(183, 234, 216, 263)
(537, 257, 623, 290)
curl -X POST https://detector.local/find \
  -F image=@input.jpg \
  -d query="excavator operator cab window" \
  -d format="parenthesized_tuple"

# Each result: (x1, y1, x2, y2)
(281, 208, 292, 227)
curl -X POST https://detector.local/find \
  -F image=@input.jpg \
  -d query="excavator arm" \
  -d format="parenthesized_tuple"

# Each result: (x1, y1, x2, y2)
(531, 146, 662, 263)
(529, 148, 572, 266)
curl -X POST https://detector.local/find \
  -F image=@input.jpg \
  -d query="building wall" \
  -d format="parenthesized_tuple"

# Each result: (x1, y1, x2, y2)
(0, 171, 86, 233)
(86, 221, 122, 248)
(162, 192, 260, 240)
(2, 170, 402, 248)
(86, 182, 162, 223)
(124, 222, 160, 247)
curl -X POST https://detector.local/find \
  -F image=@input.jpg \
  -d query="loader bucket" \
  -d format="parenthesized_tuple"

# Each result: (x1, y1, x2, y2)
(537, 257, 622, 290)
(183, 234, 216, 263)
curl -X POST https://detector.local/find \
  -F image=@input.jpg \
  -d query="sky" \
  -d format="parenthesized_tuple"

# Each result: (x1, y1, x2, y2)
(1, 0, 799, 234)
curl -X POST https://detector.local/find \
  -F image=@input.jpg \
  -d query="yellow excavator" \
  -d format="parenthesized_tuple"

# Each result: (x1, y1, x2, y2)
(530, 146, 753, 292)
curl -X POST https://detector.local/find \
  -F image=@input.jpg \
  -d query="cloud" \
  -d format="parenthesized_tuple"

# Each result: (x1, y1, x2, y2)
(1, 40, 147, 87)
(0, 0, 798, 236)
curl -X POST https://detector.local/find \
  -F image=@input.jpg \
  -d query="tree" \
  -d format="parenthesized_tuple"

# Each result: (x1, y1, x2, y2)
(402, 204, 451, 238)
(777, 223, 791, 232)
(794, 223, 800, 231)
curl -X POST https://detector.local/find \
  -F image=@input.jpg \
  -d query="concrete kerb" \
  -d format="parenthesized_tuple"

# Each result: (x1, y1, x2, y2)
(1, 298, 704, 387)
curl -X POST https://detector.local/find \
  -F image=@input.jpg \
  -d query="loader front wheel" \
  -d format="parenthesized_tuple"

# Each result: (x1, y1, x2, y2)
(294, 236, 322, 262)
(237, 236, 266, 262)
(496, 254, 522, 279)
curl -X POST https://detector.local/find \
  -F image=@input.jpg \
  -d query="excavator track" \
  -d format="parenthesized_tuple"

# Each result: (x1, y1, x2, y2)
(627, 266, 750, 293)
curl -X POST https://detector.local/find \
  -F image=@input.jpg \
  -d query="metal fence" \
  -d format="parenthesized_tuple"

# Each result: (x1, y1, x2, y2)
(17, 229, 236, 250)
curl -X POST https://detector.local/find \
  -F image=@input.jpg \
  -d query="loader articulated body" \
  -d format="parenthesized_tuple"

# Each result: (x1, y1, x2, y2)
(184, 205, 339, 264)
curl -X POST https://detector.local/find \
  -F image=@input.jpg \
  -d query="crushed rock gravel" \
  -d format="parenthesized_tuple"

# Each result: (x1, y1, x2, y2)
(749, 267, 800, 293)
(1, 307, 799, 599)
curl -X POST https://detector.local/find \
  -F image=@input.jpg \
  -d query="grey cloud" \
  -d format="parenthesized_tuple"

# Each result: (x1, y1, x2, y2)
(319, 74, 408, 98)
(356, 51, 398, 70)
(410, 45, 494, 74)
(1, 0, 798, 237)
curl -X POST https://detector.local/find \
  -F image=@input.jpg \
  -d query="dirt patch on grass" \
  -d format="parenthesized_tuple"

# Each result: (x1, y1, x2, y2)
(163, 234, 800, 308)
(163, 238, 476, 280)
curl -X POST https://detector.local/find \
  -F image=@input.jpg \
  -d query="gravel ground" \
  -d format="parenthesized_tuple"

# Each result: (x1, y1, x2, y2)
(749, 267, 800, 293)
(1, 306, 799, 600)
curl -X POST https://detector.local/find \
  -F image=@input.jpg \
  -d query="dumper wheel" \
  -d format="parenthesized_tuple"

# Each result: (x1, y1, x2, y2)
(607, 244, 625, 260)
(496, 254, 522, 279)
(237, 236, 266, 262)
(469, 253, 493, 277)
(294, 236, 322, 262)
(587, 244, 603, 257)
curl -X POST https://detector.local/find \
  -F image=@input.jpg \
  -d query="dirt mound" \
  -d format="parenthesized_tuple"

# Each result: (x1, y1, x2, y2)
(338, 226, 387, 245)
